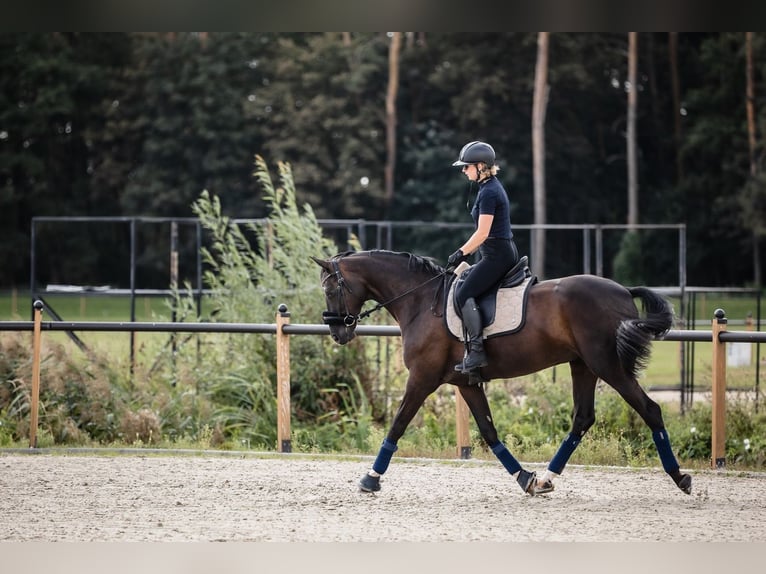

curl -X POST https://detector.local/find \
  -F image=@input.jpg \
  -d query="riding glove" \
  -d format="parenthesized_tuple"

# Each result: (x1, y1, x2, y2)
(447, 249, 467, 268)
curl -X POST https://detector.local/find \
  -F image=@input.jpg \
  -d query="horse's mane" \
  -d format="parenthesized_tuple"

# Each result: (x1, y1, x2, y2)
(333, 250, 445, 277)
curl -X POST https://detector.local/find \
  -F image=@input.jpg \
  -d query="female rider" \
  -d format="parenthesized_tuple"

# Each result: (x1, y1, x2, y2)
(447, 141, 519, 377)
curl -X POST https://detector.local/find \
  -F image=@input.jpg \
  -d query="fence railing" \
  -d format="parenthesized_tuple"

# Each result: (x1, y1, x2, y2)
(2, 302, 763, 469)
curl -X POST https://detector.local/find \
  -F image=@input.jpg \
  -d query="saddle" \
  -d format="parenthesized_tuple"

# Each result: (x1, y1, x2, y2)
(445, 256, 537, 341)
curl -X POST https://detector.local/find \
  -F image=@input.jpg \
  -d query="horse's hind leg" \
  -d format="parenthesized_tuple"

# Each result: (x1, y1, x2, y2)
(458, 384, 536, 495)
(537, 359, 597, 494)
(605, 372, 692, 495)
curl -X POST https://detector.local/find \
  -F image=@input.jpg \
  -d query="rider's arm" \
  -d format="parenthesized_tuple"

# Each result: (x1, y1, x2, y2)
(460, 214, 493, 255)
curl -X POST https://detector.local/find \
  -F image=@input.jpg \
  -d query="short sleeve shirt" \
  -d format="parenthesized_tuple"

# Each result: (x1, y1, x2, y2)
(471, 176, 512, 239)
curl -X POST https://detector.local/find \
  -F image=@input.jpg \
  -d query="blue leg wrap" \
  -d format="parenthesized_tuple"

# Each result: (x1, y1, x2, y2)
(372, 438, 398, 474)
(549, 433, 581, 475)
(653, 429, 680, 473)
(491, 442, 522, 475)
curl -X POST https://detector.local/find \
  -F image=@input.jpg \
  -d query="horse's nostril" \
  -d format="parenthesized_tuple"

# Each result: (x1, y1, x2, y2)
(332, 334, 339, 342)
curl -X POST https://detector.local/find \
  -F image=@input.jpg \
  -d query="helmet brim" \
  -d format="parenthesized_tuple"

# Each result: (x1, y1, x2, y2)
(452, 160, 470, 167)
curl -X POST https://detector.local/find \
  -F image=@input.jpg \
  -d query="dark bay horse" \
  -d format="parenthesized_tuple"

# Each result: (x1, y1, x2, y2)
(312, 250, 692, 497)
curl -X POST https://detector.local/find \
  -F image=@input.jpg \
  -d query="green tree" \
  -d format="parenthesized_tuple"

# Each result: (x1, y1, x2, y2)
(680, 33, 753, 286)
(251, 33, 390, 220)
(113, 33, 267, 218)
(0, 33, 133, 287)
(3, 33, 766, 289)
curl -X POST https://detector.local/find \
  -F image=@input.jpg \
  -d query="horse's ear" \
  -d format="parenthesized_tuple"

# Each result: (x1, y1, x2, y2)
(310, 255, 332, 272)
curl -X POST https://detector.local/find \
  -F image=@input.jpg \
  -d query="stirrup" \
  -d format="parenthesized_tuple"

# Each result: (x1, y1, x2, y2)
(467, 371, 487, 386)
(455, 354, 488, 374)
(454, 360, 488, 385)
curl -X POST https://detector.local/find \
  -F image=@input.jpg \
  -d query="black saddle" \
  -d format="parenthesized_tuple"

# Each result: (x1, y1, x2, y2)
(453, 255, 533, 326)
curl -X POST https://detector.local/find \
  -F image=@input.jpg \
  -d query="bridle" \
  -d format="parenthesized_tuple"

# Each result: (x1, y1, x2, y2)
(321, 258, 359, 328)
(320, 256, 448, 329)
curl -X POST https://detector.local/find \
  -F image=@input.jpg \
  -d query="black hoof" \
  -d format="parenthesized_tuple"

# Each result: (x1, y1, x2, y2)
(677, 473, 692, 495)
(516, 469, 536, 496)
(359, 473, 381, 493)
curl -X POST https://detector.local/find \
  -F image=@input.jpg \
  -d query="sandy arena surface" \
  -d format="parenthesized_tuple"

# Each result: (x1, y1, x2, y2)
(1, 451, 765, 542)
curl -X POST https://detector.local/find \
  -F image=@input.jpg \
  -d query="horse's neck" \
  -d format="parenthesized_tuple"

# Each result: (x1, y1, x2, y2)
(356, 259, 437, 322)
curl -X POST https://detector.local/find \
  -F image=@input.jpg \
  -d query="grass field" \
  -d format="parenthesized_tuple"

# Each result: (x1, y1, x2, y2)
(1, 289, 763, 393)
(1, 290, 178, 321)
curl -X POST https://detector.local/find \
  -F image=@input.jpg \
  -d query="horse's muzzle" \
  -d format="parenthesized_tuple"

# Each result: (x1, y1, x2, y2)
(330, 329, 356, 345)
(322, 311, 357, 345)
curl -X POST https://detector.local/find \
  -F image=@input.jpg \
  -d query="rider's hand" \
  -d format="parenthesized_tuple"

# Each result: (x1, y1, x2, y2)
(447, 249, 467, 268)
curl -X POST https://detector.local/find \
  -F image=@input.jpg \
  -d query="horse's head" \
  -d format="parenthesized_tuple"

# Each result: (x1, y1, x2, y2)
(311, 254, 368, 345)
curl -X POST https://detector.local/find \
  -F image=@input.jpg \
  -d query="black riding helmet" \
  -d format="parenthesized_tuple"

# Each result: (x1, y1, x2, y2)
(452, 140, 495, 167)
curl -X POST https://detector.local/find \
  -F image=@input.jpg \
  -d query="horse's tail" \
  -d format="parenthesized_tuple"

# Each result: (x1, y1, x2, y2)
(616, 287, 674, 379)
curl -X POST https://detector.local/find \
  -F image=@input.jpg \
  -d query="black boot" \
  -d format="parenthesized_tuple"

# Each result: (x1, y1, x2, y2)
(455, 297, 488, 374)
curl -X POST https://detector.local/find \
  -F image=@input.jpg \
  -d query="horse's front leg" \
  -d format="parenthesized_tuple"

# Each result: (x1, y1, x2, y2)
(458, 384, 537, 495)
(359, 371, 440, 493)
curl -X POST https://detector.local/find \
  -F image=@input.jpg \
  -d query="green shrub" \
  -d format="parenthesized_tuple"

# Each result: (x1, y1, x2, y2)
(173, 155, 383, 446)
(613, 230, 645, 286)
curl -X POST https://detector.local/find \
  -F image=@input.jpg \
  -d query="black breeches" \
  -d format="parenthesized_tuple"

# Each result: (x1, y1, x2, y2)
(455, 239, 519, 309)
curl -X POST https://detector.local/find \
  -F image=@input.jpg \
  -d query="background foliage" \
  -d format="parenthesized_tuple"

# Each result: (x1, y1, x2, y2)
(1, 157, 391, 451)
(2, 33, 766, 289)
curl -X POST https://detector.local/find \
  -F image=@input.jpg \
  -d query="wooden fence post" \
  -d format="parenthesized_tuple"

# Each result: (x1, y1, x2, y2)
(29, 300, 44, 448)
(455, 389, 471, 459)
(711, 308, 727, 469)
(276, 304, 292, 453)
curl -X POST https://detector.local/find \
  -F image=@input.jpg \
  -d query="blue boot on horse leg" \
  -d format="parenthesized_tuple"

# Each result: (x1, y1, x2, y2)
(654, 429, 692, 494)
(458, 385, 536, 495)
(535, 432, 582, 494)
(359, 438, 398, 492)
(537, 428, 691, 495)
(491, 441, 536, 495)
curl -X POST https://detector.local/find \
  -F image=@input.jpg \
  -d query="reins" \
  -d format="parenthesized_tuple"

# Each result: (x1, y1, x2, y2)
(321, 255, 451, 327)
(357, 272, 447, 322)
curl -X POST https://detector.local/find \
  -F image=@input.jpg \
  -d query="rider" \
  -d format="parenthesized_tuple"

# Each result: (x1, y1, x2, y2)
(447, 141, 519, 377)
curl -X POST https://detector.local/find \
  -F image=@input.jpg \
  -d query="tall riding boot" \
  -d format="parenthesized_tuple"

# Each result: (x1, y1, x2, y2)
(456, 297, 488, 374)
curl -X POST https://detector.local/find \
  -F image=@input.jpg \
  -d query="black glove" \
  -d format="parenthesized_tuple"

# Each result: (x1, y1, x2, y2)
(447, 249, 467, 268)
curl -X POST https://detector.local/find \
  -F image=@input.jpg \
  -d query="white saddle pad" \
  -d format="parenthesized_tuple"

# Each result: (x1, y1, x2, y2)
(446, 271, 535, 341)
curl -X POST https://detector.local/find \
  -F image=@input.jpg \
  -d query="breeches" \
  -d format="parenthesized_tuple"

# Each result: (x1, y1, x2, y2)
(455, 238, 519, 309)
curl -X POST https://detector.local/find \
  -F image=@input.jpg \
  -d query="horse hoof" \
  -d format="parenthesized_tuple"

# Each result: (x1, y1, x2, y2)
(359, 473, 381, 493)
(677, 473, 692, 495)
(535, 478, 555, 494)
(517, 469, 537, 496)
